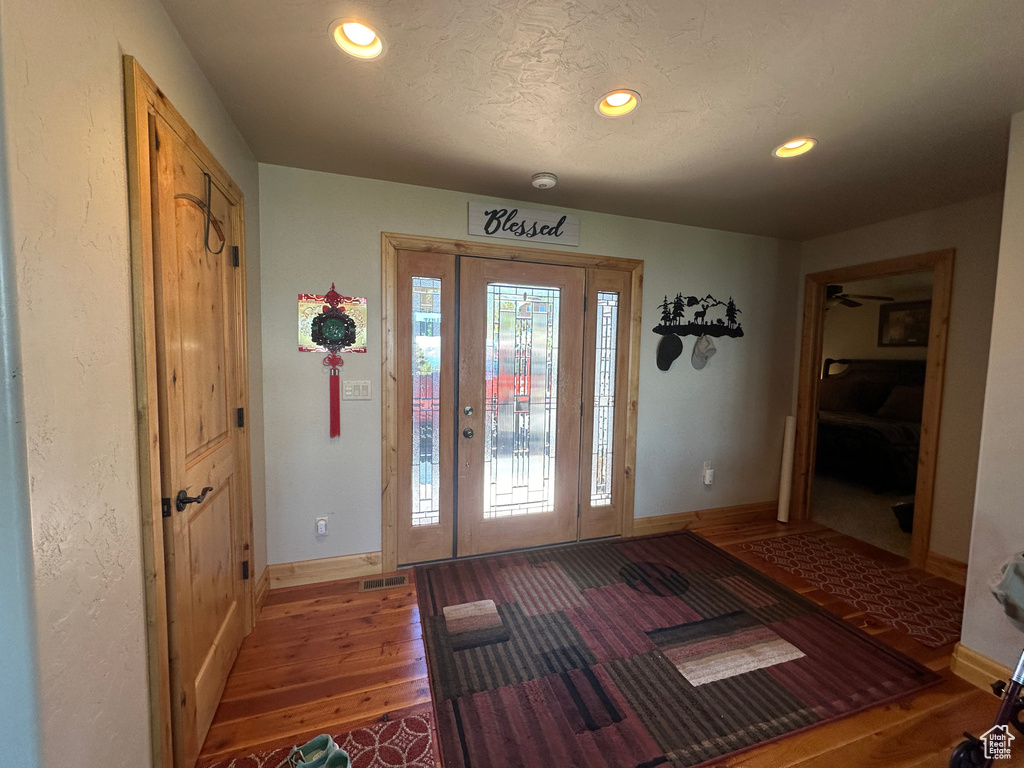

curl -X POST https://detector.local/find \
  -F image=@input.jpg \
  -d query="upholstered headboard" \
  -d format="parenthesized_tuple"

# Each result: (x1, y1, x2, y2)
(821, 358, 926, 385)
(818, 358, 927, 419)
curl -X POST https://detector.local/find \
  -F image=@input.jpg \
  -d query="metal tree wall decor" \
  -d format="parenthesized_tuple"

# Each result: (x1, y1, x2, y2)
(310, 284, 357, 437)
(653, 293, 745, 371)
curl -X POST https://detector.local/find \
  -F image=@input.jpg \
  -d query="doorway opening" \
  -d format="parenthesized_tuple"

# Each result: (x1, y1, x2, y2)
(812, 273, 934, 557)
(381, 234, 643, 570)
(790, 249, 955, 569)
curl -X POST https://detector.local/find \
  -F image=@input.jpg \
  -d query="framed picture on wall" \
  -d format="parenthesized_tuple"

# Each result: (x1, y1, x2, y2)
(878, 300, 931, 347)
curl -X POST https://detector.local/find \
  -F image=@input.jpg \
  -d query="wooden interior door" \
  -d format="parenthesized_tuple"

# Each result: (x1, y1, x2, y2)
(151, 115, 252, 768)
(457, 257, 585, 556)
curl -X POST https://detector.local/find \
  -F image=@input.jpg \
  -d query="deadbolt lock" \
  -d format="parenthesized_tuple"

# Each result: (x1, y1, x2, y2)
(464, 405, 474, 416)
(463, 428, 474, 438)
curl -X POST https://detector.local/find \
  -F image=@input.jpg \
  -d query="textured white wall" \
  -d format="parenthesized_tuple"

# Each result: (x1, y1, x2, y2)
(0, 0, 265, 764)
(259, 163, 800, 565)
(0, 49, 40, 762)
(962, 111, 1024, 669)
(798, 194, 1004, 562)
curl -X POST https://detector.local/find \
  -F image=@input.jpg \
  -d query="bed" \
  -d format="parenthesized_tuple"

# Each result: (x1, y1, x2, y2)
(815, 358, 926, 493)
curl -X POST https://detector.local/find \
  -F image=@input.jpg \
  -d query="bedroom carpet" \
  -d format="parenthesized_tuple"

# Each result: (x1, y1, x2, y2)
(416, 532, 941, 768)
(810, 474, 913, 557)
(741, 532, 963, 647)
(199, 714, 434, 768)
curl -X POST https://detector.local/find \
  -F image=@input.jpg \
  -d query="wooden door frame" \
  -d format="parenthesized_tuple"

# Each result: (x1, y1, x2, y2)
(790, 248, 955, 569)
(381, 232, 644, 572)
(124, 56, 256, 768)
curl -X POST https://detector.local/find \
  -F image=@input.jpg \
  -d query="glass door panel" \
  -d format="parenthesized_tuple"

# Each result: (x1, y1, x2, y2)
(396, 251, 455, 564)
(579, 269, 632, 540)
(484, 283, 561, 519)
(412, 277, 442, 527)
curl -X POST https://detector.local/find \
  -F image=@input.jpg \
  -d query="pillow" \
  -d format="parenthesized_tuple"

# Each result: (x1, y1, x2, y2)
(876, 385, 925, 422)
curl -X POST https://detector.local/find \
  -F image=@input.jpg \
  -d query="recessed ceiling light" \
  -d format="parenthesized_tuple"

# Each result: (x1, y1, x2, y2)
(331, 19, 385, 59)
(772, 137, 817, 158)
(596, 89, 641, 118)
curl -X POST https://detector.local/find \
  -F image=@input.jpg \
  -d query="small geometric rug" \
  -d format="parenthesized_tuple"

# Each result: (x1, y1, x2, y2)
(200, 714, 434, 768)
(741, 533, 963, 647)
(416, 532, 941, 768)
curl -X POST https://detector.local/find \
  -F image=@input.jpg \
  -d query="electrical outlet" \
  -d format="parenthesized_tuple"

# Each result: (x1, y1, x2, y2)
(702, 461, 714, 486)
(316, 517, 328, 536)
(343, 380, 372, 400)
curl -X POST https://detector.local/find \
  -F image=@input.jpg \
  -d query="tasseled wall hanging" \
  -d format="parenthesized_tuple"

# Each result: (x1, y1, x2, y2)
(299, 284, 364, 438)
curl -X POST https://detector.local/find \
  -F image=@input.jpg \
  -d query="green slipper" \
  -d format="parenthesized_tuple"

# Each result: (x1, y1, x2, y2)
(280, 734, 338, 768)
(323, 748, 351, 768)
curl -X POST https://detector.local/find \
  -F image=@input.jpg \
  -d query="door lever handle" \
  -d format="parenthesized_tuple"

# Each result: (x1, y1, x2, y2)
(176, 486, 214, 512)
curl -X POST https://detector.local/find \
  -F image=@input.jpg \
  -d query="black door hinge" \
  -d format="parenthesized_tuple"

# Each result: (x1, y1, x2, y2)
(242, 560, 250, 580)
(154, 129, 161, 152)
(161, 497, 171, 518)
(237, 407, 245, 428)
(232, 246, 239, 267)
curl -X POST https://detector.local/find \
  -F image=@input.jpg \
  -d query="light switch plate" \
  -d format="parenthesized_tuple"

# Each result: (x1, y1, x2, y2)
(343, 380, 371, 400)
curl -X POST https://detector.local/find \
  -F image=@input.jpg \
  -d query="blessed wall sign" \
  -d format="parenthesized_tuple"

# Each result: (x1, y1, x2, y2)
(468, 201, 580, 247)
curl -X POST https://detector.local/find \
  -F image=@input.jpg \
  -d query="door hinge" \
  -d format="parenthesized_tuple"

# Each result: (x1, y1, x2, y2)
(577, 502, 581, 519)
(242, 560, 250, 580)
(154, 129, 161, 152)
(584, 295, 587, 312)
(237, 407, 245, 428)
(232, 245, 239, 267)
(161, 497, 171, 518)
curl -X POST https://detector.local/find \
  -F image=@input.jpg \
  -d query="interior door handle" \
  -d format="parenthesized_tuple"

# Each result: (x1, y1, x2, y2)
(176, 486, 214, 512)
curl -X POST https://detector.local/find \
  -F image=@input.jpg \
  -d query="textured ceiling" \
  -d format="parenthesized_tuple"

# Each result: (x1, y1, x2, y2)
(160, 0, 1024, 240)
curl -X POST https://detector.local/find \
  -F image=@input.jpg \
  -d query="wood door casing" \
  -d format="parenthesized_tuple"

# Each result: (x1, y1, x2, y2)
(151, 116, 249, 768)
(456, 257, 585, 556)
(395, 250, 456, 565)
(790, 249, 955, 570)
(579, 268, 632, 540)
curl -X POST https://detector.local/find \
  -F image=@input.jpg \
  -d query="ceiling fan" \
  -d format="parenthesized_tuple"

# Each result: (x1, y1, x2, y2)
(825, 284, 894, 310)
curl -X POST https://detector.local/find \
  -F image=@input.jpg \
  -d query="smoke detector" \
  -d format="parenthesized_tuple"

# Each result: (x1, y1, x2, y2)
(531, 172, 557, 190)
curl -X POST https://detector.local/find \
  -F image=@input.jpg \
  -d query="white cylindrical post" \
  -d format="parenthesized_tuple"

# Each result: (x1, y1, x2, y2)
(777, 415, 797, 523)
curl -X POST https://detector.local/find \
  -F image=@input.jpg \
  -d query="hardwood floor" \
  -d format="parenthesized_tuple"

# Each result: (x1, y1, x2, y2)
(197, 574, 431, 764)
(199, 521, 999, 766)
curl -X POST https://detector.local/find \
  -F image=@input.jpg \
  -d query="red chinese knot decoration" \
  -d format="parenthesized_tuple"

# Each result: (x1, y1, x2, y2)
(310, 284, 357, 437)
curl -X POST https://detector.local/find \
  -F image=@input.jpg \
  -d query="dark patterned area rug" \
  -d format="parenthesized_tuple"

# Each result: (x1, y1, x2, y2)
(416, 532, 941, 768)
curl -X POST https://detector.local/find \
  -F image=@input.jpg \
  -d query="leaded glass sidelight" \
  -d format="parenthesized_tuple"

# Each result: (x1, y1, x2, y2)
(483, 283, 561, 519)
(411, 277, 441, 526)
(591, 291, 619, 506)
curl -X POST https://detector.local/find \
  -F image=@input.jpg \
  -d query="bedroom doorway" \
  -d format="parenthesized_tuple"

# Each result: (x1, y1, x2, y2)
(790, 249, 955, 570)
(813, 274, 934, 557)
